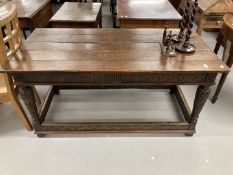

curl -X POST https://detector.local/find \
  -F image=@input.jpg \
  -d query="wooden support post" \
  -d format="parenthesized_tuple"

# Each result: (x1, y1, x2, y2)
(39, 86, 55, 123)
(186, 85, 210, 136)
(18, 85, 41, 131)
(174, 85, 192, 123)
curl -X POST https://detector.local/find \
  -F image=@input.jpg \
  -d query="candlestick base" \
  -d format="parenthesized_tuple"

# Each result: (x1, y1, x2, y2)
(175, 43, 196, 53)
(162, 47, 176, 57)
(171, 34, 185, 43)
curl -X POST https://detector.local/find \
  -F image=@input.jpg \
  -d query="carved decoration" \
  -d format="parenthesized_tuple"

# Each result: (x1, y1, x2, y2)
(12, 72, 217, 85)
(190, 85, 211, 129)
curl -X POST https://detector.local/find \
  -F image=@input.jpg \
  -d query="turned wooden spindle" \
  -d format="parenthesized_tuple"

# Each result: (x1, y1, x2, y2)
(183, 0, 199, 48)
(175, 0, 199, 53)
(177, 0, 191, 40)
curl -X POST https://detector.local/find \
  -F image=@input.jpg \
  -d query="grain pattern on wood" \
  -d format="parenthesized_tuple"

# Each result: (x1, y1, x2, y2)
(0, 28, 228, 73)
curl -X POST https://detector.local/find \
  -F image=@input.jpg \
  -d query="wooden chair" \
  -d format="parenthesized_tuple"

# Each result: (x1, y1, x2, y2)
(212, 14, 233, 103)
(0, 4, 41, 130)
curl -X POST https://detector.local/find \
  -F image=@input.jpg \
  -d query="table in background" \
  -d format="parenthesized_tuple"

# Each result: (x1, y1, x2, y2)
(179, 0, 233, 36)
(0, 0, 52, 38)
(0, 28, 229, 137)
(116, 0, 182, 28)
(49, 2, 102, 28)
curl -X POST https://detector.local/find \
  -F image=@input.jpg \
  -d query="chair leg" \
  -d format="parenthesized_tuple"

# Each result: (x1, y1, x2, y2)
(214, 30, 224, 55)
(212, 43, 233, 103)
(32, 86, 41, 105)
(22, 29, 27, 40)
(212, 73, 229, 103)
(4, 74, 33, 131)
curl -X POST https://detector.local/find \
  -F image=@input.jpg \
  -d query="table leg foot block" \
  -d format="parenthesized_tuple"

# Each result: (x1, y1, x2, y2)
(184, 133, 194, 136)
(37, 134, 46, 138)
(211, 96, 218, 104)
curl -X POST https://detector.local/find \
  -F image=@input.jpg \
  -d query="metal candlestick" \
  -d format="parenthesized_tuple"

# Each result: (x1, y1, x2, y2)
(162, 27, 167, 45)
(162, 30, 176, 57)
(175, 0, 198, 53)
(171, 0, 191, 43)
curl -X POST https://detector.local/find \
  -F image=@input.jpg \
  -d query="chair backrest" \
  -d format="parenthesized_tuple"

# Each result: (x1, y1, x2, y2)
(223, 14, 233, 41)
(0, 4, 21, 68)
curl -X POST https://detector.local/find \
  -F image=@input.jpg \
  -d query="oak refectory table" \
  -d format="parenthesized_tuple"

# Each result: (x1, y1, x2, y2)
(0, 28, 229, 137)
(49, 2, 102, 28)
(116, 0, 182, 28)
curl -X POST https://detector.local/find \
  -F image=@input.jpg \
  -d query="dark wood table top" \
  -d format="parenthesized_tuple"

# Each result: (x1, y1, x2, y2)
(117, 0, 182, 21)
(49, 2, 102, 23)
(0, 0, 50, 18)
(0, 28, 229, 73)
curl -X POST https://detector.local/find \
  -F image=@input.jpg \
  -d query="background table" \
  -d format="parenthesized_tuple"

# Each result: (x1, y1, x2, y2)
(0, 28, 229, 137)
(116, 0, 182, 28)
(179, 0, 233, 36)
(0, 0, 52, 38)
(49, 2, 102, 28)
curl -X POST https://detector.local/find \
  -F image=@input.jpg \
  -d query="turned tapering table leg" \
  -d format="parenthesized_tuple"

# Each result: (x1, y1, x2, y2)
(18, 85, 43, 136)
(185, 85, 210, 136)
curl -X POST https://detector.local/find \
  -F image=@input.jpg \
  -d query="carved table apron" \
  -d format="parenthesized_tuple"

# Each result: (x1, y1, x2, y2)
(0, 28, 229, 137)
